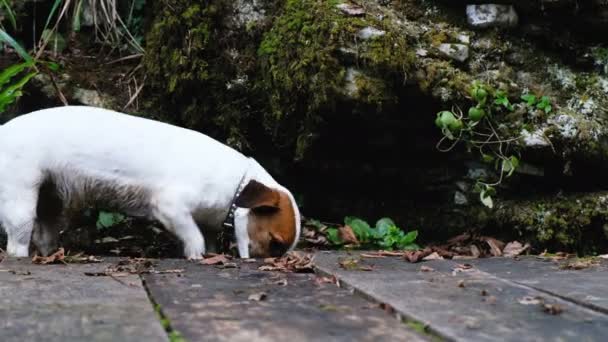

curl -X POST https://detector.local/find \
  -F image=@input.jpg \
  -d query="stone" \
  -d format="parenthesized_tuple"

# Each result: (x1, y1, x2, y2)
(357, 27, 386, 40)
(438, 43, 469, 62)
(144, 259, 426, 342)
(71, 88, 107, 108)
(336, 3, 366, 17)
(466, 5, 519, 29)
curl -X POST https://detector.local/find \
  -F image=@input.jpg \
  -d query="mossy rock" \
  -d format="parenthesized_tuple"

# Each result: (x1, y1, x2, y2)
(490, 192, 608, 254)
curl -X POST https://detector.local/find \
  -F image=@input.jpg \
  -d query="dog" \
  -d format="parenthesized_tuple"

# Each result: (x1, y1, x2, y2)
(0, 106, 301, 259)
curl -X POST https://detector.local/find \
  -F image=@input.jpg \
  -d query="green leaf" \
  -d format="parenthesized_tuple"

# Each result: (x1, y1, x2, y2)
(399, 230, 419, 245)
(44, 61, 61, 71)
(325, 228, 342, 245)
(96, 211, 126, 229)
(375, 217, 395, 235)
(501, 156, 520, 177)
(479, 188, 494, 209)
(0, 29, 33, 63)
(0, 61, 32, 89)
(72, 0, 84, 32)
(344, 216, 373, 242)
(43, 0, 64, 34)
(481, 154, 495, 163)
(521, 94, 537, 106)
(403, 243, 420, 251)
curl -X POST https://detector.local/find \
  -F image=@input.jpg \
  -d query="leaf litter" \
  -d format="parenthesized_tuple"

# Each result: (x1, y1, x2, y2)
(200, 254, 238, 268)
(258, 251, 314, 273)
(84, 257, 183, 278)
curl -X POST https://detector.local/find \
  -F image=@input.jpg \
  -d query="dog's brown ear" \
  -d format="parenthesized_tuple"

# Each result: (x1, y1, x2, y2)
(235, 180, 280, 209)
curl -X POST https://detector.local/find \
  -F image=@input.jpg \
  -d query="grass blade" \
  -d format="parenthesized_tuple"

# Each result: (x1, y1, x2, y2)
(0, 29, 33, 63)
(0, 0, 17, 30)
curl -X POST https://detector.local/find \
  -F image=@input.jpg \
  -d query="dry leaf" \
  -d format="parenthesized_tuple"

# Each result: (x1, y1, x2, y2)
(274, 279, 288, 286)
(338, 257, 373, 271)
(542, 303, 563, 315)
(248, 292, 267, 301)
(518, 296, 542, 305)
(422, 252, 443, 261)
(470, 245, 481, 258)
(64, 253, 103, 264)
(457, 280, 465, 288)
(484, 237, 504, 257)
(560, 259, 598, 270)
(200, 254, 231, 265)
(454, 263, 473, 271)
(32, 248, 65, 265)
(361, 253, 387, 258)
(338, 225, 359, 245)
(9, 269, 31, 275)
(314, 276, 337, 286)
(403, 249, 433, 263)
(258, 251, 313, 273)
(503, 241, 530, 257)
(420, 265, 434, 272)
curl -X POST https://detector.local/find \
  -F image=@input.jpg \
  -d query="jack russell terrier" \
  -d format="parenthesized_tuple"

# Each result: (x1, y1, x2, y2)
(0, 106, 301, 259)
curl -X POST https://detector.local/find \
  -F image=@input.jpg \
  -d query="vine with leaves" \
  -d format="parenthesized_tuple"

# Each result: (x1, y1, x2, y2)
(435, 81, 553, 208)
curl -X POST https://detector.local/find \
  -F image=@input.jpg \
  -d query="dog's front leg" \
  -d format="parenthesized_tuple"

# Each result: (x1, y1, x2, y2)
(153, 202, 205, 260)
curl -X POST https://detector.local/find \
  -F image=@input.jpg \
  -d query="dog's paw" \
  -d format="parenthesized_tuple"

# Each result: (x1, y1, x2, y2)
(184, 243, 205, 261)
(186, 254, 204, 261)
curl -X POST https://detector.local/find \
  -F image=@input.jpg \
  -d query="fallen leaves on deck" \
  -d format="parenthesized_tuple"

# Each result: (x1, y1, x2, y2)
(32, 248, 66, 265)
(200, 254, 233, 266)
(258, 251, 314, 273)
(559, 258, 600, 270)
(338, 257, 373, 271)
(84, 257, 183, 278)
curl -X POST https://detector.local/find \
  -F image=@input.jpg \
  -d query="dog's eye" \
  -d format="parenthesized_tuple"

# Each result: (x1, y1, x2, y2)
(269, 238, 288, 257)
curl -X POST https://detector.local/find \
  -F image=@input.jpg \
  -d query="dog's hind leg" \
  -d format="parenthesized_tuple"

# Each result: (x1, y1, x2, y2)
(0, 189, 38, 257)
(31, 175, 65, 257)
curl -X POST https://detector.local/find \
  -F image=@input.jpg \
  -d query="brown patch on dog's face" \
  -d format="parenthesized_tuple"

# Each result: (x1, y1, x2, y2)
(235, 180, 297, 257)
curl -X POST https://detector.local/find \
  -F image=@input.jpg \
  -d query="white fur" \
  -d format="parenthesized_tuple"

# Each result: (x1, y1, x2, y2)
(0, 106, 301, 258)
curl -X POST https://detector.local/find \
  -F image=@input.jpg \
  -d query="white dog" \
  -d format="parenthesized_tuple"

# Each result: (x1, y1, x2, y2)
(0, 106, 301, 259)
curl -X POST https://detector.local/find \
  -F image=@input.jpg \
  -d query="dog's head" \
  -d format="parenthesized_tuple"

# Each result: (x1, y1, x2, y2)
(232, 180, 300, 258)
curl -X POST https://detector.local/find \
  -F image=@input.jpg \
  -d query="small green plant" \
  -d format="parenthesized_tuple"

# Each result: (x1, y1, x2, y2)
(435, 82, 554, 208)
(96, 211, 126, 229)
(326, 217, 420, 250)
(0, 61, 37, 112)
(521, 93, 552, 114)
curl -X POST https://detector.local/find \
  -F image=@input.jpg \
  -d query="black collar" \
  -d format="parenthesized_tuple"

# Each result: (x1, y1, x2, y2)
(219, 164, 250, 251)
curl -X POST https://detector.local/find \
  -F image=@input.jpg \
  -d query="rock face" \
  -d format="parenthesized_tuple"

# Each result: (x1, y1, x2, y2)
(140, 0, 608, 251)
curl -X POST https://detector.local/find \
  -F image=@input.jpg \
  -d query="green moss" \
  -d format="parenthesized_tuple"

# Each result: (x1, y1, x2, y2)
(143, 0, 255, 149)
(492, 193, 608, 252)
(257, 0, 414, 159)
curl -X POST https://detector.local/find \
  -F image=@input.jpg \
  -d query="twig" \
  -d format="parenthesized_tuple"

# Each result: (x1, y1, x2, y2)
(123, 75, 146, 110)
